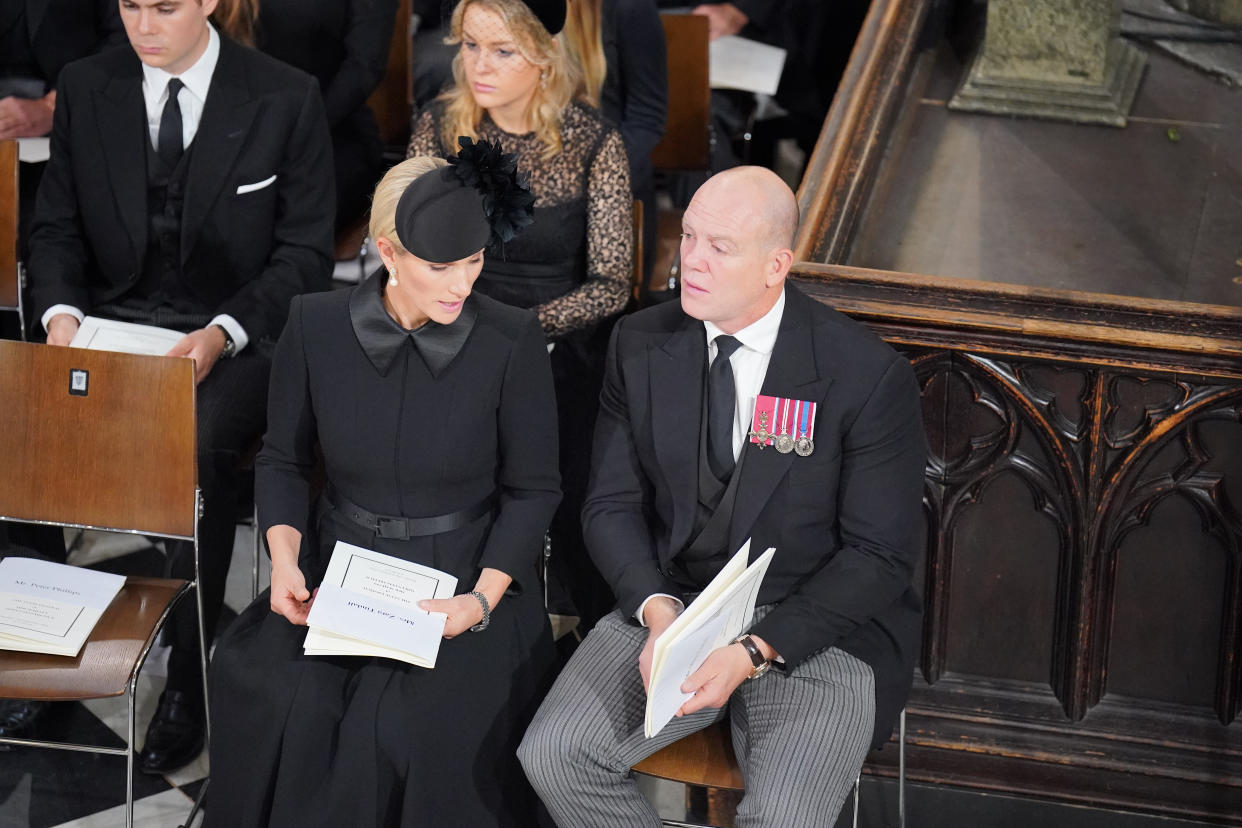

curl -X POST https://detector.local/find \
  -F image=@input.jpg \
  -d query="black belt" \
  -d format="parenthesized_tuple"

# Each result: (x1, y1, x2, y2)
(327, 487, 497, 540)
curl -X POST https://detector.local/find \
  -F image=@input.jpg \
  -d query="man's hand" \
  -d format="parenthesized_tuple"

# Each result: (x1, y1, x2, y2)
(677, 633, 778, 716)
(677, 642, 753, 716)
(45, 313, 81, 346)
(166, 326, 227, 384)
(638, 596, 682, 693)
(0, 92, 55, 140)
(692, 3, 748, 40)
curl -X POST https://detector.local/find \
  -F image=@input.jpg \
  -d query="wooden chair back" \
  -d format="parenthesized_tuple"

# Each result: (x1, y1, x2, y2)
(0, 341, 197, 539)
(650, 14, 712, 172)
(0, 140, 18, 311)
(368, 0, 414, 148)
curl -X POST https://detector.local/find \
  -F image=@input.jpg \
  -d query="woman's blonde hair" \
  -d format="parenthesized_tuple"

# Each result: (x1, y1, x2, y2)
(369, 156, 451, 254)
(211, 0, 260, 46)
(439, 0, 581, 159)
(562, 0, 604, 107)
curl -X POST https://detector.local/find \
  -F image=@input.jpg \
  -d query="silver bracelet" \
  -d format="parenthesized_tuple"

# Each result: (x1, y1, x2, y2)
(468, 590, 491, 632)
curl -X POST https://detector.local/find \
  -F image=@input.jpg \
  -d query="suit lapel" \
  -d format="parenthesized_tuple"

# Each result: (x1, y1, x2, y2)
(94, 67, 148, 270)
(651, 318, 707, 558)
(729, 288, 832, 553)
(181, 38, 259, 265)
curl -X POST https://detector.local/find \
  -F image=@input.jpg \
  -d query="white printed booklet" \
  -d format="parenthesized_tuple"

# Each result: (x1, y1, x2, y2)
(0, 557, 126, 657)
(304, 541, 458, 668)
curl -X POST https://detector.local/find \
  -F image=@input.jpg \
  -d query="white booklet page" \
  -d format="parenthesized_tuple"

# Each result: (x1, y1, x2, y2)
(70, 316, 185, 357)
(645, 540, 776, 737)
(304, 541, 458, 668)
(0, 558, 125, 657)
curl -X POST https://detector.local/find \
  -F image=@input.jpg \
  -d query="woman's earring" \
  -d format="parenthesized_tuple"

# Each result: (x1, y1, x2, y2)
(388, 267, 398, 287)
(540, 71, 548, 89)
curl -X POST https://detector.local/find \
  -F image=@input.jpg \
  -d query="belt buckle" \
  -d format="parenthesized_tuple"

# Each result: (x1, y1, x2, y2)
(375, 517, 408, 540)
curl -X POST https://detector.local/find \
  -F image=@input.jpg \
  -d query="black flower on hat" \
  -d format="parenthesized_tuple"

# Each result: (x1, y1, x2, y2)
(449, 136, 536, 248)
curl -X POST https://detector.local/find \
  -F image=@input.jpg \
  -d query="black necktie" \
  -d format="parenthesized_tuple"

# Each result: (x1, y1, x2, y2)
(158, 78, 184, 169)
(708, 335, 742, 481)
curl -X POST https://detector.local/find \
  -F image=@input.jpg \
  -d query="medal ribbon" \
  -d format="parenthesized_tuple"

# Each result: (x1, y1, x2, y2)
(750, 395, 777, 445)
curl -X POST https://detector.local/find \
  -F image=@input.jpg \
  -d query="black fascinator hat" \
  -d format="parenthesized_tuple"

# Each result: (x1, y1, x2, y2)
(394, 137, 535, 263)
(521, 0, 566, 35)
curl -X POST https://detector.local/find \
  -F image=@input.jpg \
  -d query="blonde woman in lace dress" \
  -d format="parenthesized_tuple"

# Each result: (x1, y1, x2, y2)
(409, 0, 633, 627)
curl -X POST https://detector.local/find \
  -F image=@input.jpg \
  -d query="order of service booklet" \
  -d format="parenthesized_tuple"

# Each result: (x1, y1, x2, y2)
(0, 557, 126, 657)
(645, 540, 776, 738)
(303, 541, 459, 669)
(69, 316, 184, 357)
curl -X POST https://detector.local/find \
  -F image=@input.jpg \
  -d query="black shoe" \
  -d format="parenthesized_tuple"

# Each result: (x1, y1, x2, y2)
(137, 689, 204, 774)
(0, 699, 48, 739)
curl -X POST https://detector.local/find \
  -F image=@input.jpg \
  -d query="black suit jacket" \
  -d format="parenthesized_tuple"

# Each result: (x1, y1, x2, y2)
(29, 36, 335, 341)
(0, 0, 125, 90)
(582, 283, 926, 743)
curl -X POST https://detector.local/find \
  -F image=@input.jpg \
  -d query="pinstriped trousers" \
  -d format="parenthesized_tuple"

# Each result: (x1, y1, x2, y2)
(519, 608, 875, 828)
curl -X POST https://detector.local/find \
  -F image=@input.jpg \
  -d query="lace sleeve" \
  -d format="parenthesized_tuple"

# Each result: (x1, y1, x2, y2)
(535, 130, 633, 339)
(406, 107, 442, 158)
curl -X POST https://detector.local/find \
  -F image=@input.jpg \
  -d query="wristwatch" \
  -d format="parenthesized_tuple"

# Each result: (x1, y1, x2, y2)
(732, 634, 771, 679)
(213, 324, 236, 359)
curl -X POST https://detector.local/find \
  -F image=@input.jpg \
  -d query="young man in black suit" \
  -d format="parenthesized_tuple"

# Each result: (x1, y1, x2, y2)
(520, 167, 926, 826)
(25, 0, 334, 773)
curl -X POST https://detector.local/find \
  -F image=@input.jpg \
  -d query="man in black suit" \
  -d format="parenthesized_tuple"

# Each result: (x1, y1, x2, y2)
(26, 0, 334, 772)
(520, 167, 925, 826)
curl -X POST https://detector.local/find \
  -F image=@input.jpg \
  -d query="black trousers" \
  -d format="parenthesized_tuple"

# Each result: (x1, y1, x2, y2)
(163, 348, 271, 701)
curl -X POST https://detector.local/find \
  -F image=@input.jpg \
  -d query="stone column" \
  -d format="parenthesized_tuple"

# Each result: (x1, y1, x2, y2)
(949, 0, 1147, 127)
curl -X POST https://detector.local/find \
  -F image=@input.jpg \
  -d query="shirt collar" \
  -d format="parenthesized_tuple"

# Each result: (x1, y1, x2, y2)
(141, 22, 219, 103)
(703, 288, 786, 356)
(349, 269, 478, 378)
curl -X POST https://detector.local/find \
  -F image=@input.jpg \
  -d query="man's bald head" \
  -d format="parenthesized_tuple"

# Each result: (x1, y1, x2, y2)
(694, 166, 800, 252)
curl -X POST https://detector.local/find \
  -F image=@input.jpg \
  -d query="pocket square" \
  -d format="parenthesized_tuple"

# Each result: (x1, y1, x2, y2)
(236, 174, 277, 195)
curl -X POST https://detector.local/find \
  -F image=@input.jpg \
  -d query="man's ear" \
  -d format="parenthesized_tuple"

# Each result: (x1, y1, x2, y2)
(764, 247, 794, 288)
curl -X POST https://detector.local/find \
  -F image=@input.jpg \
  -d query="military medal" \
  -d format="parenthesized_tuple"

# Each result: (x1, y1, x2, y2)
(794, 398, 817, 457)
(748, 396, 777, 448)
(773, 397, 795, 454)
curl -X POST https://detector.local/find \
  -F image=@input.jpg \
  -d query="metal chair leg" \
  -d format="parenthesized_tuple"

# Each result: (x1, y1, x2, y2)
(852, 773, 860, 828)
(898, 709, 907, 828)
(126, 674, 137, 828)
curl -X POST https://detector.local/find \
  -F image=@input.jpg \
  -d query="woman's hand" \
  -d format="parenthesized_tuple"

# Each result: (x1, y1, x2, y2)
(418, 594, 485, 639)
(266, 524, 312, 625)
(418, 567, 511, 639)
(270, 562, 314, 625)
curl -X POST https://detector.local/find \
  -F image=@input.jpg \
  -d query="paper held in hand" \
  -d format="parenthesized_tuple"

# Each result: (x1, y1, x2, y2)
(645, 540, 776, 738)
(70, 316, 184, 357)
(304, 541, 458, 669)
(0, 558, 125, 658)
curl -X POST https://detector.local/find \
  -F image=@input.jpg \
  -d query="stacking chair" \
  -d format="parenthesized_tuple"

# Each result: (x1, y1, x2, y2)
(0, 140, 25, 337)
(633, 709, 908, 828)
(0, 340, 207, 828)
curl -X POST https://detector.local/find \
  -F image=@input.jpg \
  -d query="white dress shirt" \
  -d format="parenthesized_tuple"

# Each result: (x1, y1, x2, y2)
(637, 289, 787, 626)
(42, 24, 249, 353)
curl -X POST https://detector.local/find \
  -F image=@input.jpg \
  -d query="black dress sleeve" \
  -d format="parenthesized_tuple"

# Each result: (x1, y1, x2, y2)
(321, 0, 398, 128)
(477, 313, 562, 584)
(535, 129, 633, 339)
(256, 296, 320, 537)
(612, 0, 667, 166)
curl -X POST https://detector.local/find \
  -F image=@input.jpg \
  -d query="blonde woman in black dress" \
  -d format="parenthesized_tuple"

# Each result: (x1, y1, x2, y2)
(206, 144, 559, 827)
(409, 0, 633, 627)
